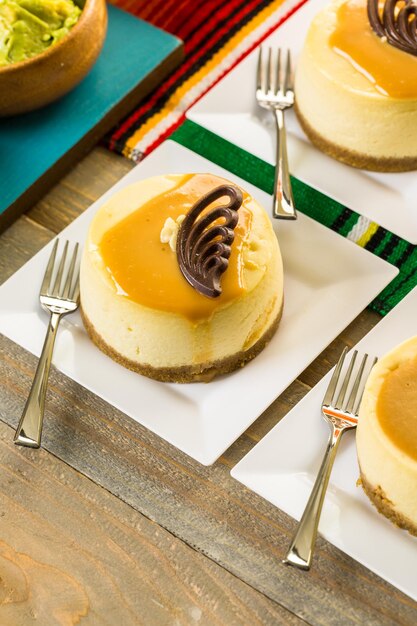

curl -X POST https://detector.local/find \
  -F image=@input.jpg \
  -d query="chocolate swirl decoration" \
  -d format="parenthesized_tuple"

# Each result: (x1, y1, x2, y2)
(176, 184, 243, 298)
(368, 0, 417, 56)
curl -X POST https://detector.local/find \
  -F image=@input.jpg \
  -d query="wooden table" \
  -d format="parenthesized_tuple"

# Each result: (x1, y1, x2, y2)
(1, 146, 415, 625)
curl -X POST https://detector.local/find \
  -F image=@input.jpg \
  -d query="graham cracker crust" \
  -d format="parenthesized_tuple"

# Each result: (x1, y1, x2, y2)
(81, 303, 283, 383)
(295, 103, 417, 173)
(360, 472, 417, 537)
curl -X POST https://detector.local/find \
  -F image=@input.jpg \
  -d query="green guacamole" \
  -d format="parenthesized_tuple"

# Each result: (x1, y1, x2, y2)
(0, 0, 82, 66)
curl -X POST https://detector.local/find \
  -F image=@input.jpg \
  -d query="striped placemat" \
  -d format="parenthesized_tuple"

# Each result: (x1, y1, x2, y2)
(171, 121, 417, 317)
(107, 0, 303, 159)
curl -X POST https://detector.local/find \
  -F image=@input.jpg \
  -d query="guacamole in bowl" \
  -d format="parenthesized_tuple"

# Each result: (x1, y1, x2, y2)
(0, 0, 82, 66)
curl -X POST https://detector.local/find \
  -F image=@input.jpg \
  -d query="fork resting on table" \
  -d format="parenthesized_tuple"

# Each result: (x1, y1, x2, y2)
(14, 239, 80, 449)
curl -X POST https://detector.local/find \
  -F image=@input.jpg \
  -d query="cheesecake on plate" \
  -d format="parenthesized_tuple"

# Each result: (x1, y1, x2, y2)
(80, 173, 284, 382)
(295, 0, 417, 171)
(357, 336, 417, 535)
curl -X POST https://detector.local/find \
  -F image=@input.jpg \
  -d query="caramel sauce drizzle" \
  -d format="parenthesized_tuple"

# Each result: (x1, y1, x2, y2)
(368, 0, 417, 56)
(377, 354, 417, 461)
(177, 185, 243, 298)
(330, 0, 417, 97)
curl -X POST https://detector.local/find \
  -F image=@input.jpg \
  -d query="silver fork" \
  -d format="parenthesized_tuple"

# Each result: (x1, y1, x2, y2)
(283, 347, 377, 570)
(14, 239, 80, 448)
(256, 47, 297, 220)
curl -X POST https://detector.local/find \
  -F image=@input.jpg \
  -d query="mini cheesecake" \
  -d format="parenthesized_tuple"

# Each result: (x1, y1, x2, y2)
(80, 173, 284, 383)
(295, 0, 417, 172)
(357, 336, 417, 535)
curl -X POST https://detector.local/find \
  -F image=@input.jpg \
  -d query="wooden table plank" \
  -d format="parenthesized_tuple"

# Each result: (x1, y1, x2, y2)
(2, 331, 416, 626)
(1, 146, 415, 626)
(0, 421, 300, 626)
(0, 216, 53, 284)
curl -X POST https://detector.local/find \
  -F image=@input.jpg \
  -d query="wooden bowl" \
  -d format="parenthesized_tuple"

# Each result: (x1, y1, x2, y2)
(0, 0, 107, 117)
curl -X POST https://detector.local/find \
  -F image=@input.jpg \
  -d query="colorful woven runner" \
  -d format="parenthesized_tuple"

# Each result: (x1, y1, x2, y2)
(107, 0, 301, 159)
(106, 0, 416, 316)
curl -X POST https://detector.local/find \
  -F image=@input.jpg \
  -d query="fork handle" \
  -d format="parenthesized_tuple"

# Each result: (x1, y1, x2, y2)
(273, 108, 297, 220)
(283, 425, 344, 570)
(14, 311, 62, 448)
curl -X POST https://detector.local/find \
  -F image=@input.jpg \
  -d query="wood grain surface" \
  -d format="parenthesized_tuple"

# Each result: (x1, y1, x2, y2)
(1, 147, 415, 626)
(0, 418, 301, 626)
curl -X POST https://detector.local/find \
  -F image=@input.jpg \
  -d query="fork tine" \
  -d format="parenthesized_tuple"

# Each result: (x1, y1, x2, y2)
(284, 49, 293, 93)
(51, 240, 69, 296)
(256, 46, 263, 91)
(322, 346, 348, 406)
(334, 350, 357, 409)
(344, 353, 368, 414)
(276, 48, 282, 94)
(40, 239, 59, 295)
(71, 274, 80, 303)
(272, 48, 279, 94)
(266, 47, 272, 93)
(352, 356, 377, 414)
(61, 243, 79, 299)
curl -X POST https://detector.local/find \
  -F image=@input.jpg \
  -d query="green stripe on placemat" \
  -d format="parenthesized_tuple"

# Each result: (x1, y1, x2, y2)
(172, 120, 417, 316)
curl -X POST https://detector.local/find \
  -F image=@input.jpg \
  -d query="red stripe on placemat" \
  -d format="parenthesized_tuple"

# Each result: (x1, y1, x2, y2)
(136, 0, 164, 22)
(116, 0, 158, 21)
(150, 0, 183, 27)
(186, 0, 249, 51)
(165, 0, 214, 36)
(176, 0, 230, 41)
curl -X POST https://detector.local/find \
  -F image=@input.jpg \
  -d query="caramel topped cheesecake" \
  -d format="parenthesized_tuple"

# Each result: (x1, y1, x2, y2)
(295, 0, 417, 171)
(80, 173, 284, 382)
(357, 336, 417, 535)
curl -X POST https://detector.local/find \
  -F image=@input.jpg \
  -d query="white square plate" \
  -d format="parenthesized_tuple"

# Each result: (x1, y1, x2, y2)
(187, 0, 417, 243)
(232, 287, 417, 600)
(0, 141, 397, 465)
